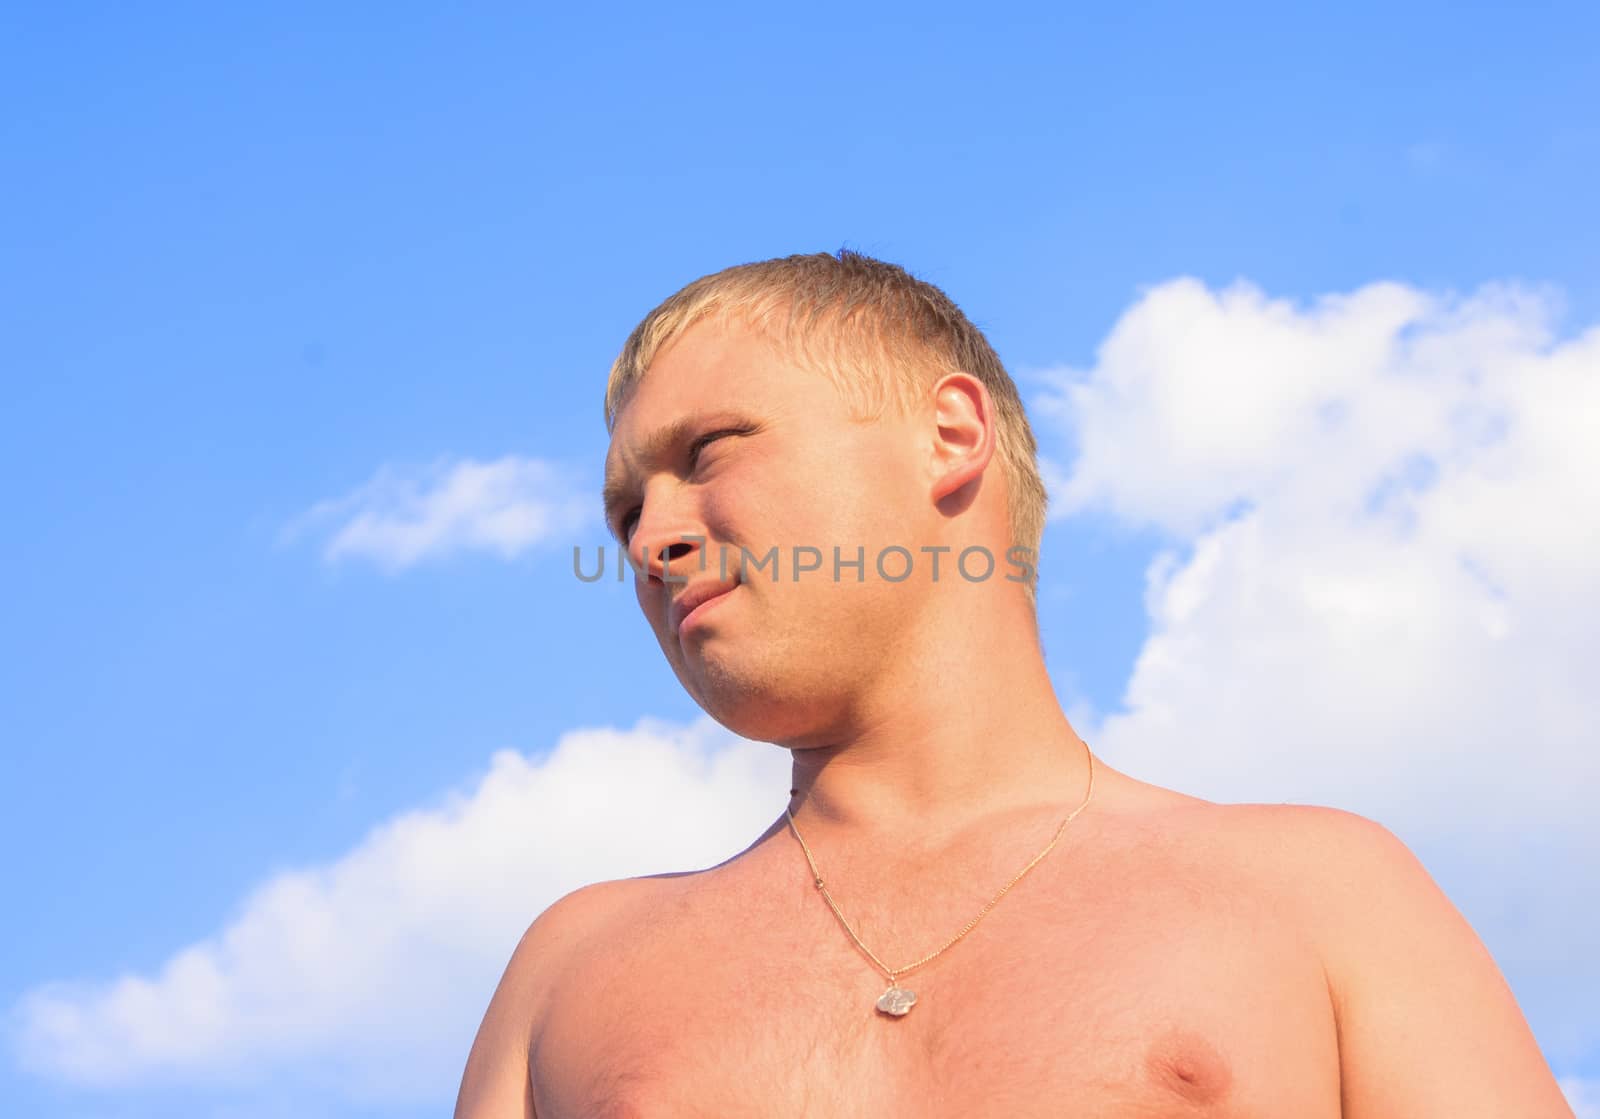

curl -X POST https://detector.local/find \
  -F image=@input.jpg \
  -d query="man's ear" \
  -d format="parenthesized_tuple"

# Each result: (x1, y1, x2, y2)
(928, 372, 997, 507)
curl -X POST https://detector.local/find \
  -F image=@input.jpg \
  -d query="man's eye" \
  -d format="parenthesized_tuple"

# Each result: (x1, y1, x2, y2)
(688, 428, 743, 469)
(611, 428, 746, 541)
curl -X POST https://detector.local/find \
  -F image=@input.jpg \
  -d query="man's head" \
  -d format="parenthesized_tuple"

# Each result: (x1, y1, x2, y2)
(605, 251, 1046, 558)
(602, 251, 1048, 745)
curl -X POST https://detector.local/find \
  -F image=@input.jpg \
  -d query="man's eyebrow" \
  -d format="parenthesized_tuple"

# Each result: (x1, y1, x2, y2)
(601, 410, 758, 528)
(600, 468, 641, 532)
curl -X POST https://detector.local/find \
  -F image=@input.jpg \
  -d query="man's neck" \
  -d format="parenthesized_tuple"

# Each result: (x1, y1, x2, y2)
(784, 613, 1090, 851)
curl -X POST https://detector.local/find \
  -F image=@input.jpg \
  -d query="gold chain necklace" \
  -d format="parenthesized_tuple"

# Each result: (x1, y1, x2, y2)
(784, 737, 1095, 1018)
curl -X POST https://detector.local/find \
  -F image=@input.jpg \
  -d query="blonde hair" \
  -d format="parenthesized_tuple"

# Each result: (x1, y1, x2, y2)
(604, 250, 1047, 577)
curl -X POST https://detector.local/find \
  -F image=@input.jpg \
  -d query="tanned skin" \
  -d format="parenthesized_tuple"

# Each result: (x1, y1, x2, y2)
(456, 320, 1574, 1118)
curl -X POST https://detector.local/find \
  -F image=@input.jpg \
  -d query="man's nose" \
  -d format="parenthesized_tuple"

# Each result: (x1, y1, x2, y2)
(630, 502, 705, 586)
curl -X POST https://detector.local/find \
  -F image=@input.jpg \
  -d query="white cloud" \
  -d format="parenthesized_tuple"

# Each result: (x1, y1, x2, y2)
(1564, 1077, 1600, 1119)
(286, 455, 592, 571)
(18, 277, 1597, 1107)
(1039, 275, 1600, 1070)
(11, 720, 789, 1103)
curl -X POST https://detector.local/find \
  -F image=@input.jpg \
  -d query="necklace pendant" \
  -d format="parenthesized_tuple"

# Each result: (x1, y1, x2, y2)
(875, 985, 917, 1017)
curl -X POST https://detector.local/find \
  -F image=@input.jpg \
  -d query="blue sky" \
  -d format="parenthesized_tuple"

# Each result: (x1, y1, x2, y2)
(3, 4, 1597, 1115)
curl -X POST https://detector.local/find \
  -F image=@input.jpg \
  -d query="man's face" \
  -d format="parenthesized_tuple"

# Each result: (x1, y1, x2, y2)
(603, 319, 931, 744)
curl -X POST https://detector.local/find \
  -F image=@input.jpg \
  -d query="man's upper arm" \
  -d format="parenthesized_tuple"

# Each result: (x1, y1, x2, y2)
(454, 881, 625, 1119)
(1301, 809, 1573, 1117)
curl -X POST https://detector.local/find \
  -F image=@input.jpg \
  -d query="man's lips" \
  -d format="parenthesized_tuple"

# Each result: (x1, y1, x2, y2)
(669, 580, 739, 635)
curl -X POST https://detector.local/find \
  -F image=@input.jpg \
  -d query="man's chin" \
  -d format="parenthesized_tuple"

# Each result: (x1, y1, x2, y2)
(679, 665, 834, 745)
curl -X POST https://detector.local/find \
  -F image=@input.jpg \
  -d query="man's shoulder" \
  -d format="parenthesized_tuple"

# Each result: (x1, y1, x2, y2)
(1155, 798, 1478, 997)
(1218, 801, 1427, 900)
(1125, 795, 1569, 1112)
(1200, 799, 1409, 862)
(513, 875, 663, 977)
(1170, 797, 1427, 906)
(1202, 801, 1468, 956)
(1106, 769, 1403, 860)
(1107, 780, 1428, 922)
(456, 876, 667, 1116)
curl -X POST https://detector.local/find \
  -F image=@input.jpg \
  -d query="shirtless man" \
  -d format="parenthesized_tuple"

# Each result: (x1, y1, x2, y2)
(456, 252, 1573, 1117)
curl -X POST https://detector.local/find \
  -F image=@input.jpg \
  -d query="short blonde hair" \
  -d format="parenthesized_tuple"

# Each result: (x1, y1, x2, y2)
(604, 250, 1047, 574)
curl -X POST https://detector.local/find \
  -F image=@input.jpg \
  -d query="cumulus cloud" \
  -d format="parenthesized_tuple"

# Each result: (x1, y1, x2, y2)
(286, 455, 592, 571)
(19, 277, 1597, 1106)
(11, 720, 789, 1102)
(1038, 275, 1600, 1070)
(1564, 1077, 1600, 1119)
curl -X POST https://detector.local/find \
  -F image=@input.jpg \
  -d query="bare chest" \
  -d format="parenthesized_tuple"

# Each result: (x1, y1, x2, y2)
(530, 862, 1342, 1118)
